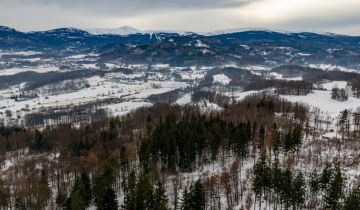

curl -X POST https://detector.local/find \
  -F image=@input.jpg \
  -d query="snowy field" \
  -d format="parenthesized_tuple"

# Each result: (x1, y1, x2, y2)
(0, 73, 189, 126)
(283, 81, 359, 118)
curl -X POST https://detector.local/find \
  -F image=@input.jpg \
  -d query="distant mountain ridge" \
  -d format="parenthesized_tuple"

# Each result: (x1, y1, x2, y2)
(1, 25, 360, 70)
(84, 26, 141, 35)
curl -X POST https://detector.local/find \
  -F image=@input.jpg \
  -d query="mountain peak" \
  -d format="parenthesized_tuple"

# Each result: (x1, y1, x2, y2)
(85, 25, 141, 35)
(0, 26, 17, 32)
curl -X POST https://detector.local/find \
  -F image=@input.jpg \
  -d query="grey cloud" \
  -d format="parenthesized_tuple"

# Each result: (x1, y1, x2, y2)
(2, 0, 256, 16)
(277, 13, 360, 34)
(0, 0, 359, 35)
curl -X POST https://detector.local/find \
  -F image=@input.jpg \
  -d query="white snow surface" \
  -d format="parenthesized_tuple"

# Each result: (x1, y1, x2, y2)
(176, 94, 192, 105)
(268, 72, 303, 81)
(85, 26, 141, 35)
(0, 66, 59, 76)
(321, 81, 348, 90)
(282, 81, 360, 117)
(213, 74, 231, 85)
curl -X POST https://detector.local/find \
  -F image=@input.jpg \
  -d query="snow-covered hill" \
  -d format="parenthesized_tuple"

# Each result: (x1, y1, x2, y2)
(85, 25, 141, 35)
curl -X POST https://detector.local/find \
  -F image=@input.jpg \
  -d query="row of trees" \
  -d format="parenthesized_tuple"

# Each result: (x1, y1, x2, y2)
(253, 156, 348, 210)
(351, 77, 360, 98)
(331, 87, 349, 101)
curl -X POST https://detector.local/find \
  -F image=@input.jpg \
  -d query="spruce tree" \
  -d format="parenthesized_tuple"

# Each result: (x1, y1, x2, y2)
(80, 171, 92, 205)
(253, 154, 269, 209)
(66, 173, 91, 210)
(309, 169, 320, 205)
(69, 186, 88, 210)
(135, 174, 154, 210)
(280, 168, 293, 210)
(344, 187, 360, 210)
(192, 180, 206, 210)
(0, 178, 10, 209)
(181, 187, 192, 210)
(324, 165, 344, 210)
(94, 164, 116, 209)
(98, 187, 118, 210)
(320, 164, 333, 191)
(122, 171, 137, 210)
(291, 172, 305, 209)
(181, 180, 205, 210)
(152, 181, 169, 210)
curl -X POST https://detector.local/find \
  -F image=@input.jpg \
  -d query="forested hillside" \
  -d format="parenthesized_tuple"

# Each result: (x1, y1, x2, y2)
(1, 92, 360, 209)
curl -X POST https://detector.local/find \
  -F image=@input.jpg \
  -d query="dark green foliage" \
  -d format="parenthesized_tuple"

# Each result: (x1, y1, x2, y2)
(254, 158, 305, 210)
(30, 129, 51, 152)
(56, 182, 68, 209)
(309, 170, 321, 195)
(253, 154, 270, 199)
(270, 123, 281, 157)
(282, 125, 302, 153)
(135, 175, 154, 210)
(123, 172, 169, 210)
(140, 114, 252, 173)
(122, 171, 137, 210)
(69, 187, 88, 210)
(291, 172, 305, 208)
(324, 165, 344, 210)
(309, 169, 321, 205)
(66, 172, 92, 210)
(321, 164, 334, 191)
(344, 188, 360, 210)
(153, 182, 168, 210)
(257, 125, 265, 150)
(93, 164, 117, 209)
(98, 188, 118, 210)
(181, 180, 205, 210)
(280, 168, 293, 209)
(0, 178, 10, 209)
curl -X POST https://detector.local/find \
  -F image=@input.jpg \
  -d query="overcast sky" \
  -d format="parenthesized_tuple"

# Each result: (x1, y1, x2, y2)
(1, 0, 360, 35)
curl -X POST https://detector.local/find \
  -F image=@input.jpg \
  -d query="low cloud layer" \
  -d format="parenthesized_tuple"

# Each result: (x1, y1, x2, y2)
(0, 0, 359, 35)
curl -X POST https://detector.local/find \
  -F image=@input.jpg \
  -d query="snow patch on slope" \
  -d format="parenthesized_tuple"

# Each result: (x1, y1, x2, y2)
(85, 26, 140, 35)
(213, 74, 231, 85)
(282, 81, 360, 117)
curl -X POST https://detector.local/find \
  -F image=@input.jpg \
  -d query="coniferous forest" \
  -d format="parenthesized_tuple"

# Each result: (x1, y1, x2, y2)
(1, 92, 360, 209)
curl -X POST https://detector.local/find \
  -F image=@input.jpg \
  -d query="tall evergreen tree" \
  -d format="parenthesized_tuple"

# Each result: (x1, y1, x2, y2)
(122, 171, 137, 210)
(324, 165, 344, 210)
(94, 164, 116, 209)
(0, 178, 10, 209)
(181, 180, 205, 210)
(344, 187, 360, 210)
(291, 172, 305, 209)
(66, 172, 92, 210)
(320, 164, 333, 191)
(152, 181, 169, 210)
(98, 187, 118, 210)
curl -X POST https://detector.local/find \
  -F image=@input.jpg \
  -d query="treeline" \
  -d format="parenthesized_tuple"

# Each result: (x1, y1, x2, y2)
(336, 109, 360, 139)
(140, 113, 303, 174)
(28, 79, 89, 96)
(244, 79, 312, 96)
(24, 108, 107, 127)
(253, 156, 352, 210)
(351, 77, 360, 98)
(191, 90, 232, 107)
(148, 88, 187, 104)
(331, 87, 349, 101)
